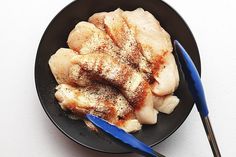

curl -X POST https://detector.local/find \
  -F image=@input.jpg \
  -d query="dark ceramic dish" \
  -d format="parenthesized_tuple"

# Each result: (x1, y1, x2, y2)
(35, 0, 200, 154)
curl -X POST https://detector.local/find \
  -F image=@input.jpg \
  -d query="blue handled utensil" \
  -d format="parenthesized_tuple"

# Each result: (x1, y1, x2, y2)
(86, 114, 165, 157)
(174, 40, 221, 157)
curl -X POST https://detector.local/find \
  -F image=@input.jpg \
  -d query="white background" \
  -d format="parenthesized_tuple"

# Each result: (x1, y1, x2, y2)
(0, 0, 235, 156)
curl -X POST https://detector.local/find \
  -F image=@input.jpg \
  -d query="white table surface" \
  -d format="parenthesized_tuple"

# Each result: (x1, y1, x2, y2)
(0, 0, 235, 156)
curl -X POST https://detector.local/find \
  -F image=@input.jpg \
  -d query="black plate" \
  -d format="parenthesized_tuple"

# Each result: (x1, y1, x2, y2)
(35, 0, 200, 154)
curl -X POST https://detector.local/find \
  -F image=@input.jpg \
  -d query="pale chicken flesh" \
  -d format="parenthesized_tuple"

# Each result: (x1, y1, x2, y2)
(151, 52, 180, 96)
(49, 48, 77, 85)
(55, 84, 141, 132)
(67, 21, 120, 59)
(88, 12, 107, 31)
(89, 9, 153, 80)
(49, 48, 92, 86)
(153, 95, 179, 114)
(122, 8, 179, 95)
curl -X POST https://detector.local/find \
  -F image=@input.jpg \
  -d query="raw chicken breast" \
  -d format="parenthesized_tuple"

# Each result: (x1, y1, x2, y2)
(88, 12, 107, 30)
(72, 53, 157, 124)
(104, 9, 142, 66)
(153, 95, 179, 114)
(67, 21, 119, 59)
(48, 48, 92, 86)
(55, 84, 141, 132)
(122, 8, 172, 62)
(104, 9, 152, 76)
(48, 48, 77, 85)
(151, 52, 179, 96)
(90, 9, 152, 79)
(119, 119, 142, 133)
(122, 8, 179, 95)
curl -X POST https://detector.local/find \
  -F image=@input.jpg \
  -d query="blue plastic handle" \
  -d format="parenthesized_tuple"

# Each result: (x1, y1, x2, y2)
(174, 40, 209, 117)
(86, 114, 157, 157)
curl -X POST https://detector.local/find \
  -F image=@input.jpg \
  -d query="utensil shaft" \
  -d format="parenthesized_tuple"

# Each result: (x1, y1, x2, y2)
(201, 116, 221, 157)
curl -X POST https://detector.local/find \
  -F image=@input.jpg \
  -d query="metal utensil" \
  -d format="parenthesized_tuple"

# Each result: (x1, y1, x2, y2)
(174, 40, 221, 157)
(86, 114, 165, 157)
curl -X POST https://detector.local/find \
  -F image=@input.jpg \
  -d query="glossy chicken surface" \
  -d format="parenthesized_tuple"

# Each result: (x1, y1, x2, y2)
(55, 84, 141, 132)
(49, 48, 92, 86)
(49, 8, 180, 132)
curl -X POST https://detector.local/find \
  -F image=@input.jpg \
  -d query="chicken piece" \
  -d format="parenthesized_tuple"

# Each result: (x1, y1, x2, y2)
(48, 48, 77, 85)
(104, 9, 153, 76)
(55, 84, 141, 132)
(72, 53, 157, 124)
(89, 9, 152, 78)
(88, 12, 107, 31)
(122, 8, 179, 95)
(48, 48, 92, 86)
(89, 9, 178, 90)
(104, 9, 141, 67)
(122, 8, 172, 62)
(151, 52, 179, 96)
(67, 21, 119, 59)
(153, 95, 179, 114)
(119, 119, 142, 132)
